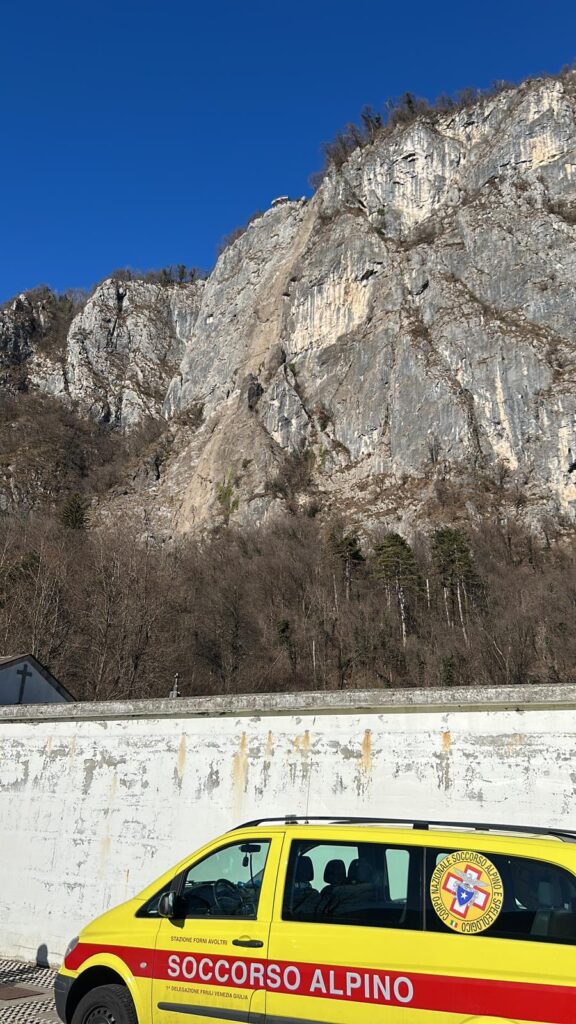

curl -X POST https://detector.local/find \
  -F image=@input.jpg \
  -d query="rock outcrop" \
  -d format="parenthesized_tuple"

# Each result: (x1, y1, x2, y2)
(0, 289, 68, 394)
(4, 74, 576, 534)
(65, 278, 203, 426)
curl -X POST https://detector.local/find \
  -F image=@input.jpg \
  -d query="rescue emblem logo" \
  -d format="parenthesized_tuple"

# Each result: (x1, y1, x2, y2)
(430, 850, 504, 934)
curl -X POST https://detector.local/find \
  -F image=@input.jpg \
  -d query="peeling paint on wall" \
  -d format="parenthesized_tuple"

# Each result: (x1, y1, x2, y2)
(109, 773, 119, 802)
(260, 730, 275, 794)
(98, 835, 111, 878)
(205, 764, 220, 794)
(436, 729, 453, 791)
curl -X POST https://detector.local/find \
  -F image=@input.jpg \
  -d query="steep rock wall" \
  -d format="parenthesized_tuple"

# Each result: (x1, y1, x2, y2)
(156, 77, 576, 533)
(4, 76, 576, 533)
(65, 279, 203, 427)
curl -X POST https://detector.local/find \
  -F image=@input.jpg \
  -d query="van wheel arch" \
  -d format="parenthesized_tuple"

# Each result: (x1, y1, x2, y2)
(66, 970, 129, 1023)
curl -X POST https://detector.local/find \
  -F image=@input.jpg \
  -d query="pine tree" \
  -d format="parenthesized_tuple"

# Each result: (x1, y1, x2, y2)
(372, 533, 422, 646)
(329, 529, 364, 601)
(432, 528, 479, 645)
(60, 493, 89, 530)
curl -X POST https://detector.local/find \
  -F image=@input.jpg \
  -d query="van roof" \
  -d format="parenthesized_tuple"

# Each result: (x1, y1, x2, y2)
(231, 816, 576, 844)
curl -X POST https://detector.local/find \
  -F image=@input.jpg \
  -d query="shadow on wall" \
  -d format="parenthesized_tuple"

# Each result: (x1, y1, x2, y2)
(36, 944, 49, 967)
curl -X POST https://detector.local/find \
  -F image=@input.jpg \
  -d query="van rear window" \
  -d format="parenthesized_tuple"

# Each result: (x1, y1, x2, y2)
(282, 839, 421, 930)
(425, 849, 576, 944)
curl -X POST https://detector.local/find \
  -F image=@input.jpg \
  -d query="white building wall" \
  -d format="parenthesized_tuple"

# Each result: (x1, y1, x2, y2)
(1, 685, 575, 965)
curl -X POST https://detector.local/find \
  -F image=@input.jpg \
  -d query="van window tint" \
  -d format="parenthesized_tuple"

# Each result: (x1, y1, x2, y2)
(181, 840, 270, 919)
(425, 848, 576, 945)
(283, 840, 421, 930)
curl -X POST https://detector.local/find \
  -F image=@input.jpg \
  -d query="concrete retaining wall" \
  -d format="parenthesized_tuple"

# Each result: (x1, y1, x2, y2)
(2, 685, 576, 965)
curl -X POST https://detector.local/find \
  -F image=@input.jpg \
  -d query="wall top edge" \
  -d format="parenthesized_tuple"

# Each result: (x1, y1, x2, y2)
(1, 684, 576, 723)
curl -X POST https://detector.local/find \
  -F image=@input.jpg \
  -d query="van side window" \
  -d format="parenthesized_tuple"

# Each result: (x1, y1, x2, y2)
(282, 840, 421, 930)
(181, 840, 270, 919)
(425, 849, 576, 944)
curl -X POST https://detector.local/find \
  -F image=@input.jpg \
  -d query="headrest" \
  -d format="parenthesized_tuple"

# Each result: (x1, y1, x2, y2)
(349, 858, 372, 884)
(347, 859, 360, 882)
(295, 856, 314, 884)
(324, 859, 346, 885)
(538, 880, 562, 908)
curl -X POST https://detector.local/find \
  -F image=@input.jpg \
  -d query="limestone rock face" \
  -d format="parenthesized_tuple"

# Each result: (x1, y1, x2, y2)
(5, 75, 576, 534)
(0, 293, 41, 370)
(0, 280, 202, 429)
(0, 290, 67, 393)
(65, 279, 203, 427)
(155, 76, 576, 533)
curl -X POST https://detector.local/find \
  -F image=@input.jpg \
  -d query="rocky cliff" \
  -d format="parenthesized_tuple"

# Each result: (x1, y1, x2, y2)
(4, 73, 576, 535)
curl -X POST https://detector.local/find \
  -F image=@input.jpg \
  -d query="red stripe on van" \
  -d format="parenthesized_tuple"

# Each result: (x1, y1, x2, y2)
(65, 943, 576, 1023)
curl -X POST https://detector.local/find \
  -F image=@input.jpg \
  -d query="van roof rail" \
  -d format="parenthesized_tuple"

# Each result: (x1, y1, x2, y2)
(231, 815, 576, 843)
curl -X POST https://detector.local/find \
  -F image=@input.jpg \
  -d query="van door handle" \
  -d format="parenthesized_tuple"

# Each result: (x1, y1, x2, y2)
(232, 938, 264, 947)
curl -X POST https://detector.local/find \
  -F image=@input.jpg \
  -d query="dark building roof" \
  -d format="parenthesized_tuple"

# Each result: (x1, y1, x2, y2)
(0, 655, 75, 704)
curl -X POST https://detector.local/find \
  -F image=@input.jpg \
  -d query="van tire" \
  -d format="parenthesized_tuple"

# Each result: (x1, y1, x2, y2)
(71, 984, 137, 1024)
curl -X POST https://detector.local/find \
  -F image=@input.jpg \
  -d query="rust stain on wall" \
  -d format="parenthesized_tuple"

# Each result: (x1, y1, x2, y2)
(361, 730, 372, 774)
(505, 733, 525, 753)
(354, 729, 373, 796)
(293, 730, 311, 755)
(176, 734, 187, 784)
(232, 732, 249, 808)
(289, 730, 313, 787)
(436, 730, 452, 791)
(109, 773, 118, 802)
(98, 835, 111, 878)
(265, 730, 274, 759)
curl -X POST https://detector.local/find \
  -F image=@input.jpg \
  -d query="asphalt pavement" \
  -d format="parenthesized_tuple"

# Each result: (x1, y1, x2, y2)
(0, 959, 58, 1024)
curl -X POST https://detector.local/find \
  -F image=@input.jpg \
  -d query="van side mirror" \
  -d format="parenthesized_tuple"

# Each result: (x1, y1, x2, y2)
(158, 892, 185, 919)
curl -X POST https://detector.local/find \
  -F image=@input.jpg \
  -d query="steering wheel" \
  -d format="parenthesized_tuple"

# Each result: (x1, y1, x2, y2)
(213, 878, 244, 915)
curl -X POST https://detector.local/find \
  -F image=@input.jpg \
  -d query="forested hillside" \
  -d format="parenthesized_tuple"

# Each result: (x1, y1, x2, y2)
(1, 513, 574, 699)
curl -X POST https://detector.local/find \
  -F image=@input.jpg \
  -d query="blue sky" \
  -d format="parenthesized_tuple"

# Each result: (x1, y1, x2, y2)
(1, 0, 574, 303)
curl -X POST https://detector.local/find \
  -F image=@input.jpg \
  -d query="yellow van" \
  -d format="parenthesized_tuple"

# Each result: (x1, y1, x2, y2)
(55, 816, 576, 1024)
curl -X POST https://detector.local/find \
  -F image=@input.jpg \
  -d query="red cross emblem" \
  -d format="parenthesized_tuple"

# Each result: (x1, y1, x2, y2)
(442, 864, 490, 919)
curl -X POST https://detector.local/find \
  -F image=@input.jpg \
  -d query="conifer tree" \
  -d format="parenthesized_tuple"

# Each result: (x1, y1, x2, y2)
(60, 493, 89, 530)
(432, 528, 479, 645)
(329, 529, 364, 601)
(372, 533, 422, 646)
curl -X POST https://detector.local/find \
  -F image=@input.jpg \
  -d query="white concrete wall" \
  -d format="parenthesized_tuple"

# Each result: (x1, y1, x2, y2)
(1, 685, 576, 965)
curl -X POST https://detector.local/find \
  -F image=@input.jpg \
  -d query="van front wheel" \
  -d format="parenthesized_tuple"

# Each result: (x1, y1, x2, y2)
(71, 985, 137, 1024)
